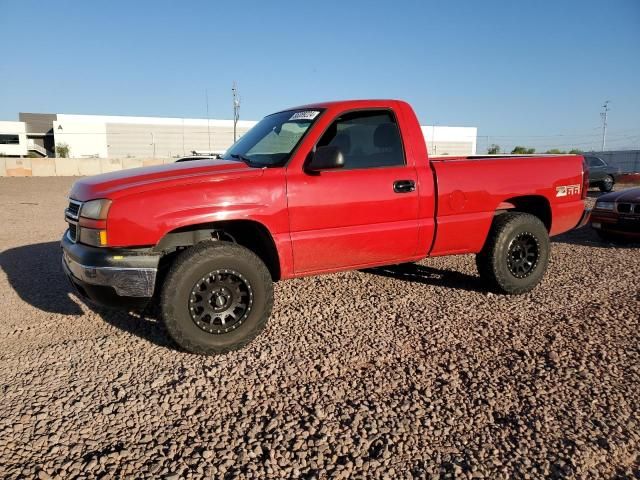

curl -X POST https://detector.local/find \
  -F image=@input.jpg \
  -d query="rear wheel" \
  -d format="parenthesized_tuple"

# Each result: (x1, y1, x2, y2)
(476, 212, 550, 294)
(161, 242, 273, 354)
(599, 175, 614, 192)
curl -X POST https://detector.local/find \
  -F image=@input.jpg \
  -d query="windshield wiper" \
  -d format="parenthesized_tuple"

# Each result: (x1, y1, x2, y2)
(229, 153, 264, 168)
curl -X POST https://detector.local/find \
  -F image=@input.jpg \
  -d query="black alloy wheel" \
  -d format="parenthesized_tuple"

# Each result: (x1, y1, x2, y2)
(506, 232, 539, 278)
(189, 270, 253, 334)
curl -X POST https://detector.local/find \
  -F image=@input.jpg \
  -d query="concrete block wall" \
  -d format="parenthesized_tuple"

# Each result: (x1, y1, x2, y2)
(100, 159, 123, 173)
(0, 158, 176, 176)
(145, 159, 165, 167)
(4, 158, 33, 176)
(54, 158, 79, 176)
(122, 158, 143, 170)
(32, 158, 57, 176)
(78, 159, 101, 176)
(0, 157, 180, 177)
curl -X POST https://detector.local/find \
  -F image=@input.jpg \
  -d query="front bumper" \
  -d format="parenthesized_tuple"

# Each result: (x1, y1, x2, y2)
(61, 231, 160, 309)
(590, 210, 640, 238)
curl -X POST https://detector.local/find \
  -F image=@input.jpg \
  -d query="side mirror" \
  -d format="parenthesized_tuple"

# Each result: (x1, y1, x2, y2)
(306, 146, 345, 172)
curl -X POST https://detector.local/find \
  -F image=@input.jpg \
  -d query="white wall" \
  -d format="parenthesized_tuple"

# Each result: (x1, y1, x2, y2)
(53, 114, 258, 158)
(52, 120, 108, 158)
(421, 125, 478, 156)
(0, 121, 28, 156)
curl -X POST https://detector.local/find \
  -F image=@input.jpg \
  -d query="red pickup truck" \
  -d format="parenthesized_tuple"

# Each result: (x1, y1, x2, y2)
(62, 100, 589, 354)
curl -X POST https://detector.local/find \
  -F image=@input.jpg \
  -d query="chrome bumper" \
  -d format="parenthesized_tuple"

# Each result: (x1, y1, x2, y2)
(62, 252, 157, 297)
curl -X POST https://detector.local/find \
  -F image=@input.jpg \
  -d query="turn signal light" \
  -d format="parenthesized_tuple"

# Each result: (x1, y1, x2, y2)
(79, 227, 109, 247)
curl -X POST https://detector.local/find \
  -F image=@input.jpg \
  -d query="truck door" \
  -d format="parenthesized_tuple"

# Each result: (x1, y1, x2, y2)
(286, 109, 419, 273)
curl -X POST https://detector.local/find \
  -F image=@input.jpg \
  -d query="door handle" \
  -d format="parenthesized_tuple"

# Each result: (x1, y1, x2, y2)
(393, 180, 415, 193)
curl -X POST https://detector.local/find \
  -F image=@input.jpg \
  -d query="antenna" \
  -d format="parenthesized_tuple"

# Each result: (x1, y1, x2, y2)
(232, 81, 241, 142)
(600, 100, 610, 151)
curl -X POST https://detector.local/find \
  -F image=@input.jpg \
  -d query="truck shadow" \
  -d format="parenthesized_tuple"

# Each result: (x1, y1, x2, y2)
(552, 226, 640, 249)
(0, 241, 83, 316)
(362, 262, 488, 293)
(0, 241, 173, 349)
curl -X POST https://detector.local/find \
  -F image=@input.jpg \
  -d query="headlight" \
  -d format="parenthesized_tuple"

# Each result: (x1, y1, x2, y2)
(79, 227, 108, 247)
(81, 199, 111, 219)
(595, 201, 615, 211)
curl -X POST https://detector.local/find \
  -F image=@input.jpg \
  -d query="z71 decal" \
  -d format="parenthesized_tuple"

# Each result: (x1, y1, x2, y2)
(556, 184, 581, 197)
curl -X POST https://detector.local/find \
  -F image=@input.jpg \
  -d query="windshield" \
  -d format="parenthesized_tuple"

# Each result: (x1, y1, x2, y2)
(222, 109, 322, 167)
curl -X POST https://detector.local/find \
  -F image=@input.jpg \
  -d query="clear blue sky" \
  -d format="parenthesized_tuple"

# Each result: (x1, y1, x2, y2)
(1, 0, 639, 152)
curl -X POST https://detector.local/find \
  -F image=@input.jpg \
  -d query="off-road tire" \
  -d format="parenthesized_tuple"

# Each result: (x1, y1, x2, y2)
(475, 212, 550, 294)
(599, 175, 614, 192)
(161, 241, 273, 354)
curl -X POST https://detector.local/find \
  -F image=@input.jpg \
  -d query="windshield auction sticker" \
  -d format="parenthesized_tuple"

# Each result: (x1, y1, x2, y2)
(289, 111, 320, 121)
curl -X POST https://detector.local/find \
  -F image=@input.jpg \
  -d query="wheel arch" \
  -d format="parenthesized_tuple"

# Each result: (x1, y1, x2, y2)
(495, 195, 552, 231)
(154, 219, 281, 281)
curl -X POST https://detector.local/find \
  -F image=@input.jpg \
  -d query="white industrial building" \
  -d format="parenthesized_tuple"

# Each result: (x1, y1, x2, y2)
(17, 113, 258, 159)
(422, 126, 477, 157)
(1, 112, 477, 159)
(0, 121, 28, 157)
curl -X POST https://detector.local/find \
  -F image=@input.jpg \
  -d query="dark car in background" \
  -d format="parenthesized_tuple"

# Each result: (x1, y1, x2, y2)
(591, 187, 640, 241)
(586, 155, 618, 192)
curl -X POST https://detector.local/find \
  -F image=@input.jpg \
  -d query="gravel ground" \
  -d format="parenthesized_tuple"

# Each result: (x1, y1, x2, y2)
(0, 177, 639, 479)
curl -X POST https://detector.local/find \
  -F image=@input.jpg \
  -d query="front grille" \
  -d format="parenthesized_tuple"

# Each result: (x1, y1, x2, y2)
(617, 203, 631, 214)
(68, 223, 78, 242)
(635, 204, 640, 215)
(66, 200, 82, 220)
(617, 218, 640, 231)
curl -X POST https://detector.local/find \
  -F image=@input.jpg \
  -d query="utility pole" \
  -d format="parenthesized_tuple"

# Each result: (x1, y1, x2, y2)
(206, 89, 211, 151)
(232, 81, 240, 142)
(600, 100, 610, 151)
(150, 132, 156, 159)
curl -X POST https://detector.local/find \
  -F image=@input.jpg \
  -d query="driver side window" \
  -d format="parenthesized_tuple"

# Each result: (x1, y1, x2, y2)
(316, 110, 405, 169)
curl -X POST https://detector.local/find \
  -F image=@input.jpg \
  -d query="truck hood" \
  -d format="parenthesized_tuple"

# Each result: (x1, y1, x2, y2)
(69, 159, 259, 201)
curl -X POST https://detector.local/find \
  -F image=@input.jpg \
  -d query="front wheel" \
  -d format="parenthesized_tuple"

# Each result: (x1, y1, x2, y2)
(161, 242, 273, 354)
(476, 212, 550, 294)
(599, 175, 614, 192)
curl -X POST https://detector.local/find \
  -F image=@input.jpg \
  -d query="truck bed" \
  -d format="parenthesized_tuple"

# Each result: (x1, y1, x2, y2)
(432, 154, 579, 161)
(428, 154, 585, 256)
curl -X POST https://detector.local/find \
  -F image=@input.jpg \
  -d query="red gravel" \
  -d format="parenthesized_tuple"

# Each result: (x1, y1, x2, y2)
(0, 177, 639, 479)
